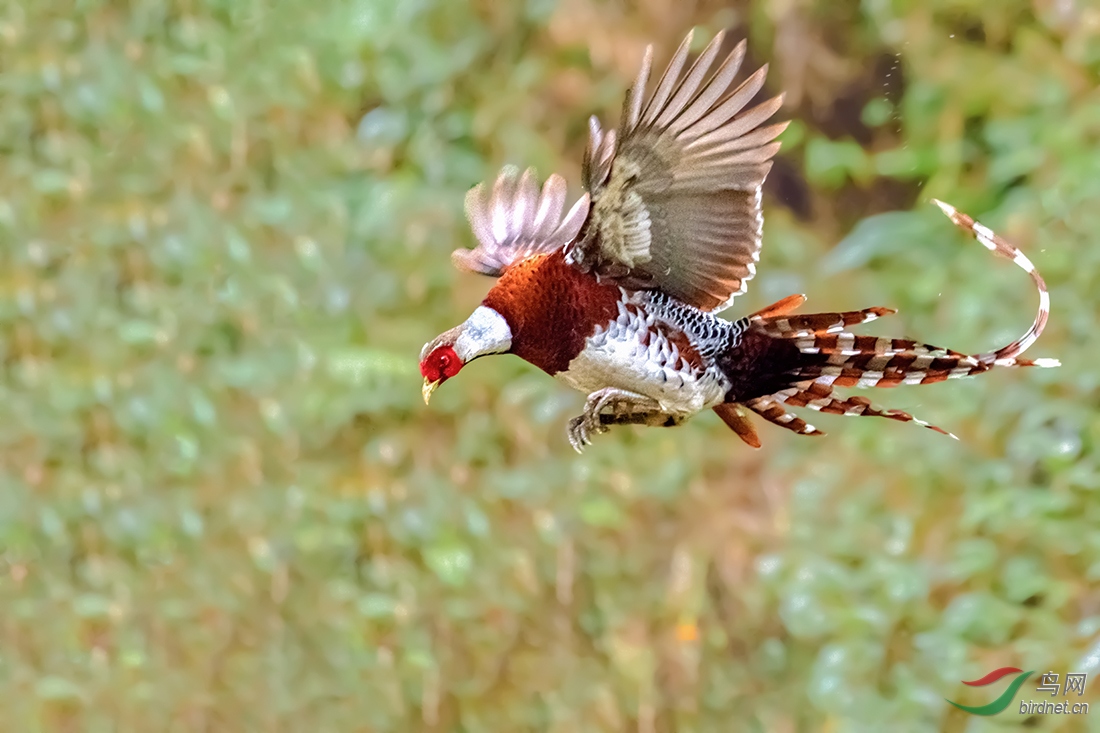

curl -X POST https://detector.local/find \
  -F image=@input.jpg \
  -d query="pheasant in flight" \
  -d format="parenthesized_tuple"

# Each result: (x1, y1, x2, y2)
(420, 30, 1058, 452)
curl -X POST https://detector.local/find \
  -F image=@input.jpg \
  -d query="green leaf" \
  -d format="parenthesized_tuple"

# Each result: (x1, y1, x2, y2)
(804, 137, 870, 188)
(823, 210, 940, 274)
(35, 676, 86, 703)
(579, 496, 624, 528)
(424, 543, 473, 587)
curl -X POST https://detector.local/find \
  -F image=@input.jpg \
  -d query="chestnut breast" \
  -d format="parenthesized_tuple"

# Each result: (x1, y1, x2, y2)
(482, 251, 621, 375)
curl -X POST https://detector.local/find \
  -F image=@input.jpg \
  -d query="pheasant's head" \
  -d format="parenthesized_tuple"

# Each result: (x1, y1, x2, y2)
(419, 305, 512, 404)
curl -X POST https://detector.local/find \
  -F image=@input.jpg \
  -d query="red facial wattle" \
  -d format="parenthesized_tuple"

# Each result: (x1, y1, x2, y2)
(421, 345, 464, 404)
(420, 345, 462, 382)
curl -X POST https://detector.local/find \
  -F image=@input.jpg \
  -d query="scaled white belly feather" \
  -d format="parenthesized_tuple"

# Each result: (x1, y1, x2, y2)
(555, 295, 727, 415)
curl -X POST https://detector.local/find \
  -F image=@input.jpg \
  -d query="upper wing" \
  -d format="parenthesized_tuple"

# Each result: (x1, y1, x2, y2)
(568, 30, 789, 312)
(452, 165, 590, 277)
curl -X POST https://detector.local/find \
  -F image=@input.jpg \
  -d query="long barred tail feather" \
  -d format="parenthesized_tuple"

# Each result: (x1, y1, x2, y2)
(749, 293, 807, 320)
(722, 200, 1058, 445)
(931, 199, 1059, 368)
(787, 339, 988, 390)
(744, 396, 823, 437)
(771, 382, 957, 439)
(754, 306, 897, 339)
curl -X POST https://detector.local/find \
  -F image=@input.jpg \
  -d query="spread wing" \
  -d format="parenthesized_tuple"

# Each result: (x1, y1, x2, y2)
(452, 165, 590, 277)
(567, 30, 789, 312)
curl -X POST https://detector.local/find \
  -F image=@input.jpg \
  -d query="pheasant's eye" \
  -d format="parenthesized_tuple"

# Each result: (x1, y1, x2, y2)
(438, 353, 450, 368)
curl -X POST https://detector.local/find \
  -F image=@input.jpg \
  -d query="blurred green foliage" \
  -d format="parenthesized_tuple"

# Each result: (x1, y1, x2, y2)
(1, 0, 1097, 730)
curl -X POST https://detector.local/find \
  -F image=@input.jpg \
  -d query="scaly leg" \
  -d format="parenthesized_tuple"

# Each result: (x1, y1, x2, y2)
(599, 412, 685, 427)
(567, 388, 676, 453)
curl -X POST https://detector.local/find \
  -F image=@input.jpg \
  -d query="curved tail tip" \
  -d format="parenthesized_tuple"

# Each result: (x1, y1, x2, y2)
(931, 198, 956, 217)
(1033, 358, 1061, 368)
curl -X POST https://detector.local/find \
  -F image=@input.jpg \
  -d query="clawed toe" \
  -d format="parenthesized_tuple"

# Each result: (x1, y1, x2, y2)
(567, 412, 608, 453)
(567, 388, 663, 452)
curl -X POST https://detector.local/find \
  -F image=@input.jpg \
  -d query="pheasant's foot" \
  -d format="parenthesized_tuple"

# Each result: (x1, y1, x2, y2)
(567, 388, 666, 453)
(567, 414, 605, 453)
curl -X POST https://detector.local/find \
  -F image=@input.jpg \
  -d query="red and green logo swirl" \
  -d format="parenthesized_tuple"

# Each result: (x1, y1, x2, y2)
(946, 667, 1034, 716)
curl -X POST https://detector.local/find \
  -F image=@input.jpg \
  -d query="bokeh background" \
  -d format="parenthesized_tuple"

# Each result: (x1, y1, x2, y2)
(2, 0, 1098, 730)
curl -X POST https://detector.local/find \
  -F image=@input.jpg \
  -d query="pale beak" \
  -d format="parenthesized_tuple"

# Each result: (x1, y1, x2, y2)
(422, 378, 441, 405)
